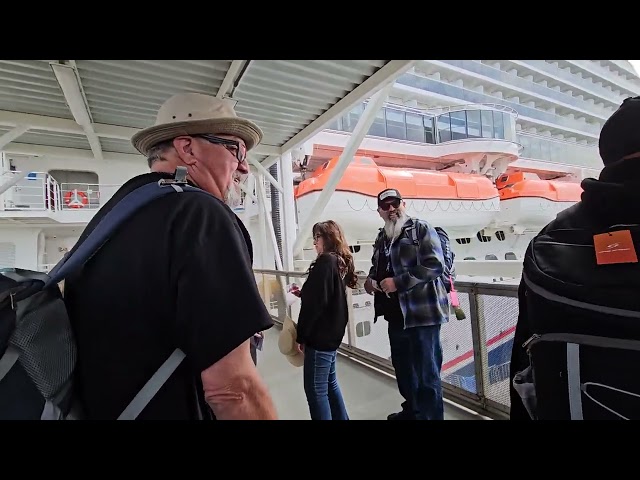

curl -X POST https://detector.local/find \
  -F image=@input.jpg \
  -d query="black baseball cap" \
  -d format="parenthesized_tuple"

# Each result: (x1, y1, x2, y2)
(599, 96, 640, 165)
(377, 188, 402, 205)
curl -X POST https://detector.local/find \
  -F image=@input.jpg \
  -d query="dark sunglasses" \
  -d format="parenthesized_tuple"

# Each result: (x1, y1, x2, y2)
(378, 198, 401, 211)
(196, 134, 247, 163)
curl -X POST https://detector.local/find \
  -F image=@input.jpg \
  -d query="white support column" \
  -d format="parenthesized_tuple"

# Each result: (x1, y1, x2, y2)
(255, 174, 271, 269)
(292, 82, 393, 256)
(256, 174, 283, 272)
(279, 151, 297, 271)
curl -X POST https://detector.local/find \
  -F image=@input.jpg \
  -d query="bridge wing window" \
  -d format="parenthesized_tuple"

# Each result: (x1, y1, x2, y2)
(450, 110, 468, 140)
(437, 113, 452, 142)
(406, 112, 425, 142)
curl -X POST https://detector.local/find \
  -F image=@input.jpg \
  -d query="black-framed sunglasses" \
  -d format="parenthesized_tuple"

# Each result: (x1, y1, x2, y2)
(196, 134, 247, 163)
(379, 198, 401, 211)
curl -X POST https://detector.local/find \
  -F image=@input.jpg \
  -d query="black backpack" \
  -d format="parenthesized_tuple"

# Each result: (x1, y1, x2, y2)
(0, 168, 208, 420)
(404, 222, 455, 292)
(512, 222, 640, 420)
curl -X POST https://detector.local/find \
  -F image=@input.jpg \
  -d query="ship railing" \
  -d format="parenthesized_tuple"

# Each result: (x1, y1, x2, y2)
(253, 268, 517, 420)
(366, 99, 519, 119)
(58, 183, 121, 211)
(0, 171, 58, 212)
(0, 170, 122, 213)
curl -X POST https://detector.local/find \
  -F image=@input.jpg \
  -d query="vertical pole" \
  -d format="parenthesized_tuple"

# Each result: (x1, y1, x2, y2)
(279, 151, 297, 271)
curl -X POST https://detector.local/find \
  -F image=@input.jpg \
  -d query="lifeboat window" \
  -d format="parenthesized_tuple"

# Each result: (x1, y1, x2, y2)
(356, 321, 372, 337)
(505, 252, 518, 260)
(350, 245, 361, 253)
(456, 238, 471, 245)
(477, 232, 492, 242)
(464, 257, 476, 260)
(485, 254, 498, 260)
(495, 231, 506, 241)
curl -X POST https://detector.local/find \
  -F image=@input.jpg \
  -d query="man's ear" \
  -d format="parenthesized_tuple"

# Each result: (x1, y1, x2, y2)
(172, 136, 197, 166)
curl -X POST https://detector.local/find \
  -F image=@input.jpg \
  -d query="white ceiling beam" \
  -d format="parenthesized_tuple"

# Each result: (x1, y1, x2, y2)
(0, 125, 30, 149)
(0, 110, 282, 157)
(217, 60, 248, 99)
(279, 60, 417, 154)
(3, 142, 142, 163)
(50, 61, 104, 162)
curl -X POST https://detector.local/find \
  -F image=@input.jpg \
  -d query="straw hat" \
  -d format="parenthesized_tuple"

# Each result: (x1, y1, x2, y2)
(277, 315, 304, 367)
(131, 92, 263, 156)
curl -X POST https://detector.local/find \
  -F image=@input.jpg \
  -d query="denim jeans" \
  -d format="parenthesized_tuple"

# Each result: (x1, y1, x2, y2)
(388, 322, 444, 420)
(303, 347, 349, 420)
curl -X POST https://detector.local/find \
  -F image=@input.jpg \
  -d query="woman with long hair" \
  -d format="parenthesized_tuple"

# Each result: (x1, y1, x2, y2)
(295, 220, 358, 420)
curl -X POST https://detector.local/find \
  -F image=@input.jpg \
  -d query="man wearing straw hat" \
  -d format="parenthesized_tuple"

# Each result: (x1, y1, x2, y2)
(64, 93, 277, 420)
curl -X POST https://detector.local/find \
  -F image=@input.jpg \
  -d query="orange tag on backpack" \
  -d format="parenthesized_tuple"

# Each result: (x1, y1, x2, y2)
(593, 230, 638, 265)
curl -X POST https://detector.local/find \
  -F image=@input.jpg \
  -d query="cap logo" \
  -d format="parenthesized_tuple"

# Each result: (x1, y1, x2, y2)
(379, 189, 399, 201)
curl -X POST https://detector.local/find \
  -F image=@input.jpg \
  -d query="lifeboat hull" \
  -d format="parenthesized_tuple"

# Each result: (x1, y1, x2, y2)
(295, 156, 501, 246)
(491, 172, 583, 233)
(296, 190, 500, 246)
(493, 197, 579, 233)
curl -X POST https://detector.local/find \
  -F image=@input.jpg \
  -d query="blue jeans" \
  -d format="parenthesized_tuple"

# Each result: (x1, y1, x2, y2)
(388, 322, 444, 420)
(303, 347, 349, 420)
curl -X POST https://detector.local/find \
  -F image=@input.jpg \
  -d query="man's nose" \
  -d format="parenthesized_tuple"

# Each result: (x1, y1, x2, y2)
(237, 161, 249, 174)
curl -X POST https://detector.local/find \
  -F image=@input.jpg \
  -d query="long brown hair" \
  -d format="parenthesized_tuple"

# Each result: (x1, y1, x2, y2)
(311, 220, 358, 289)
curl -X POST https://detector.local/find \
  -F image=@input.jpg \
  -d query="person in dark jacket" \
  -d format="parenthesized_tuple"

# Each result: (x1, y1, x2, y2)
(509, 96, 640, 420)
(296, 220, 358, 420)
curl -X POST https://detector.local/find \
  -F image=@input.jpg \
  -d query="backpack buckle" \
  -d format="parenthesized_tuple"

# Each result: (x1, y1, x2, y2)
(158, 166, 189, 187)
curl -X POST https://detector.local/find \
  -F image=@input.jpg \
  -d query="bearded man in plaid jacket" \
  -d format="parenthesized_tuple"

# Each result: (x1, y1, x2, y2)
(364, 188, 449, 421)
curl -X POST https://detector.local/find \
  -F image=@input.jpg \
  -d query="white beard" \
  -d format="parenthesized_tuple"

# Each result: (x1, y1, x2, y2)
(224, 174, 246, 209)
(384, 211, 408, 242)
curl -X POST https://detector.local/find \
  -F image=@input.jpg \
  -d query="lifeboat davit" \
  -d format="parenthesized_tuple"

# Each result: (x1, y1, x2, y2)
(295, 156, 500, 245)
(491, 172, 583, 234)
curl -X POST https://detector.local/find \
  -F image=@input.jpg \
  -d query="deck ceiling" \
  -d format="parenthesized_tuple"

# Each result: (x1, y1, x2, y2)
(0, 60, 415, 167)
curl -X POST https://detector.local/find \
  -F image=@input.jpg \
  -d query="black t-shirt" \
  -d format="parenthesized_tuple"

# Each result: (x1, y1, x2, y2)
(63, 171, 273, 420)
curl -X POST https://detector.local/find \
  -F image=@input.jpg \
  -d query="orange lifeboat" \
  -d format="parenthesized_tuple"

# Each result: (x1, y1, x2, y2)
(295, 156, 501, 243)
(492, 172, 583, 233)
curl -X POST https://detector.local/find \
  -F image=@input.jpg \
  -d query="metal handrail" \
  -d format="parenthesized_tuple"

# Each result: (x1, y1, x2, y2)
(253, 267, 517, 419)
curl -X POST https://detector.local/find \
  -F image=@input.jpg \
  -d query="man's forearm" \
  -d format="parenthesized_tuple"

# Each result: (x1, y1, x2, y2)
(204, 373, 278, 420)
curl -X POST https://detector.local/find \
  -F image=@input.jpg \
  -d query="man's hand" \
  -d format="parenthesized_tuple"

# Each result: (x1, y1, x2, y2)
(380, 277, 397, 294)
(364, 277, 376, 295)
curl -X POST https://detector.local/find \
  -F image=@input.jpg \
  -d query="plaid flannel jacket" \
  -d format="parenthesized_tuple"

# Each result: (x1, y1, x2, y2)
(368, 217, 450, 328)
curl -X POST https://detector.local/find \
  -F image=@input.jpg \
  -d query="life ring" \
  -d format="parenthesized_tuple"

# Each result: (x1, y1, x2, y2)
(64, 189, 88, 208)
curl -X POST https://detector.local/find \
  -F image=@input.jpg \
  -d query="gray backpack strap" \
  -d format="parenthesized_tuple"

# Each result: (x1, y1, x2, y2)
(117, 348, 186, 420)
(0, 346, 19, 382)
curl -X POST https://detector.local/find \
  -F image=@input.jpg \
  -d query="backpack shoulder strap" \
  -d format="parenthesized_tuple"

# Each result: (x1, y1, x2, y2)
(46, 169, 206, 287)
(117, 348, 186, 420)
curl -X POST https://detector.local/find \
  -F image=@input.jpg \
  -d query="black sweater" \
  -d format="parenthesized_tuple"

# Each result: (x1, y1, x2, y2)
(296, 253, 349, 351)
